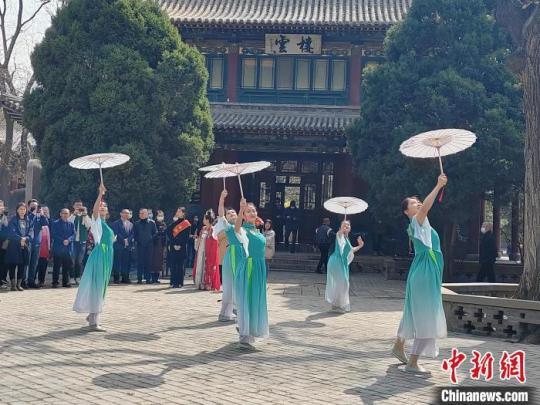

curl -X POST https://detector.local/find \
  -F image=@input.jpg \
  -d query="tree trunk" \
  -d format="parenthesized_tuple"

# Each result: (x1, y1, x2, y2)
(493, 196, 502, 256)
(510, 189, 520, 262)
(443, 222, 457, 282)
(0, 109, 14, 200)
(516, 8, 540, 301)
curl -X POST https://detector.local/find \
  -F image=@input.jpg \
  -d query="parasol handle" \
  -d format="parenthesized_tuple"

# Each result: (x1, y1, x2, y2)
(436, 148, 445, 202)
(237, 174, 244, 199)
(222, 162, 226, 190)
(437, 147, 444, 175)
(99, 164, 104, 185)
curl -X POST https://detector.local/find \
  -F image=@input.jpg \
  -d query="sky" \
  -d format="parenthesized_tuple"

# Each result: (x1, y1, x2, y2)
(3, 0, 60, 93)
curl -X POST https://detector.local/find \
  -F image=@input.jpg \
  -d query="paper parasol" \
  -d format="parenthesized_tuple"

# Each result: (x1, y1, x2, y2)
(204, 161, 271, 198)
(69, 153, 130, 183)
(199, 162, 235, 189)
(399, 129, 476, 174)
(324, 197, 368, 220)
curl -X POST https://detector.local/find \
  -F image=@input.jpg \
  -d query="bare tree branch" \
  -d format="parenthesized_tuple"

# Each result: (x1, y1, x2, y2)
(20, 1, 51, 30)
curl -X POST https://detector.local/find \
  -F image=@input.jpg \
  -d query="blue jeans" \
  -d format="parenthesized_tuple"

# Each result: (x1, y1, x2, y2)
(26, 244, 41, 286)
(72, 241, 87, 279)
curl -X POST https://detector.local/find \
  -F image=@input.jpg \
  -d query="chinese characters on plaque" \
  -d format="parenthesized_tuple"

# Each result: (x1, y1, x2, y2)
(265, 34, 322, 55)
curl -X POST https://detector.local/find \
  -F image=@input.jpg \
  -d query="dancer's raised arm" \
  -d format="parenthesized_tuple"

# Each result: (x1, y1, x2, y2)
(92, 183, 106, 220)
(235, 198, 246, 233)
(218, 189, 227, 218)
(416, 174, 447, 225)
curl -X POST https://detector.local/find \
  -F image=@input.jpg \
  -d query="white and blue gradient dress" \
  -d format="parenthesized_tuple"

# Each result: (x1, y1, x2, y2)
(325, 233, 354, 312)
(213, 217, 246, 321)
(73, 217, 114, 314)
(397, 217, 447, 357)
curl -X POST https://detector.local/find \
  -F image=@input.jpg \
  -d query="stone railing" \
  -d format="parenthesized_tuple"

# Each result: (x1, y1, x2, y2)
(383, 257, 412, 280)
(452, 260, 523, 283)
(442, 283, 540, 341)
(383, 258, 523, 283)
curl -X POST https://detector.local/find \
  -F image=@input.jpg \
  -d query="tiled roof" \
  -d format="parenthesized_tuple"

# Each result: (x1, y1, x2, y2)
(158, 0, 411, 30)
(211, 102, 359, 134)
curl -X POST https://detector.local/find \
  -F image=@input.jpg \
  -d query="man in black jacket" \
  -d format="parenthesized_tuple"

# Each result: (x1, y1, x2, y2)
(477, 222, 498, 282)
(134, 208, 157, 284)
(111, 209, 135, 284)
(315, 218, 331, 273)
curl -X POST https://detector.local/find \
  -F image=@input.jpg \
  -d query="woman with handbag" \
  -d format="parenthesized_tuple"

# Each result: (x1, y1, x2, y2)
(5, 202, 33, 291)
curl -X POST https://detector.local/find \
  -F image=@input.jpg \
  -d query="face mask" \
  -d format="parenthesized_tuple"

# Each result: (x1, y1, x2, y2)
(480, 227, 486, 234)
(173, 217, 178, 222)
(148, 213, 154, 220)
(157, 216, 164, 222)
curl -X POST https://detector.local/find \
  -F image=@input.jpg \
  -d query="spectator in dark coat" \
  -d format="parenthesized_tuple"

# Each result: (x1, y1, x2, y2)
(0, 199, 9, 289)
(111, 209, 135, 284)
(284, 200, 300, 253)
(51, 208, 75, 288)
(5, 203, 33, 291)
(134, 208, 157, 284)
(477, 222, 498, 283)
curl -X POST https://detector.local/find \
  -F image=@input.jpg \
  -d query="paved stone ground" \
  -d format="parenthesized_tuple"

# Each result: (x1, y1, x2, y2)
(0, 271, 538, 404)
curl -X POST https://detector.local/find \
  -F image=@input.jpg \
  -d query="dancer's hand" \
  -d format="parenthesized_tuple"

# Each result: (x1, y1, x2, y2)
(99, 183, 107, 196)
(437, 174, 447, 189)
(220, 189, 228, 200)
(239, 198, 247, 209)
(357, 236, 364, 249)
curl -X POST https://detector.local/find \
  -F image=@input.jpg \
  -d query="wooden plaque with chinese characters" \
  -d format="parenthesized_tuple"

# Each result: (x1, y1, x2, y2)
(265, 34, 322, 55)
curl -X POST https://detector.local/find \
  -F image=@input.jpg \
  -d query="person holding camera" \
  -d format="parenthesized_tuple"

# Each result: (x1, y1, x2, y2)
(5, 202, 33, 291)
(26, 199, 49, 288)
(0, 200, 9, 289)
(51, 208, 75, 288)
(69, 200, 92, 285)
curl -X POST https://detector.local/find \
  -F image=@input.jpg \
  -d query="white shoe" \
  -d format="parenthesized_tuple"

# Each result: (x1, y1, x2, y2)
(89, 325, 106, 332)
(404, 365, 431, 375)
(391, 347, 409, 364)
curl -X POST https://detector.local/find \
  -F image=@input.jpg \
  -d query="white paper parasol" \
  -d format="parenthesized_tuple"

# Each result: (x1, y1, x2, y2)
(204, 161, 271, 198)
(199, 162, 235, 189)
(399, 129, 476, 174)
(324, 197, 368, 220)
(69, 153, 130, 183)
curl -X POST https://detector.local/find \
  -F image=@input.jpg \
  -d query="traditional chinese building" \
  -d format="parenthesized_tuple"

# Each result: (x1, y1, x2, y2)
(159, 0, 412, 246)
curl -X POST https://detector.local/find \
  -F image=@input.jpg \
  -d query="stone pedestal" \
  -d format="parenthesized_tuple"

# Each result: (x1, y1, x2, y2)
(25, 159, 42, 202)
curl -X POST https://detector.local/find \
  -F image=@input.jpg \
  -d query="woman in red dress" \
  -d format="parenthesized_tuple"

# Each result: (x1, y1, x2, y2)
(193, 209, 220, 292)
(203, 210, 220, 292)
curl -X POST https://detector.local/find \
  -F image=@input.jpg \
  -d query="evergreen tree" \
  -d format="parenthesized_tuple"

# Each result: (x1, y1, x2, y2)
(347, 0, 524, 270)
(23, 0, 213, 212)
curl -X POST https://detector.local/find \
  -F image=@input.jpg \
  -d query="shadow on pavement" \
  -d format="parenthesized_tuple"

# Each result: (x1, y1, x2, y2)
(105, 332, 161, 342)
(344, 364, 435, 405)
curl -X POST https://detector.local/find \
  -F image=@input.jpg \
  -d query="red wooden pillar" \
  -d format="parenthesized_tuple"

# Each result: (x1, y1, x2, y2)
(226, 45, 239, 102)
(348, 45, 362, 106)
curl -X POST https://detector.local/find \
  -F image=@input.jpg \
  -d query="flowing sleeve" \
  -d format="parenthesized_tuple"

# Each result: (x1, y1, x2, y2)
(235, 227, 249, 257)
(411, 216, 432, 249)
(90, 216, 103, 245)
(213, 217, 229, 238)
(347, 239, 354, 265)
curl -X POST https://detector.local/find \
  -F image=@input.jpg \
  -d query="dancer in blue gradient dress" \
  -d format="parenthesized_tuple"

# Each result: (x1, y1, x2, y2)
(234, 198, 269, 347)
(73, 183, 114, 332)
(392, 174, 448, 374)
(213, 189, 245, 322)
(325, 220, 364, 312)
